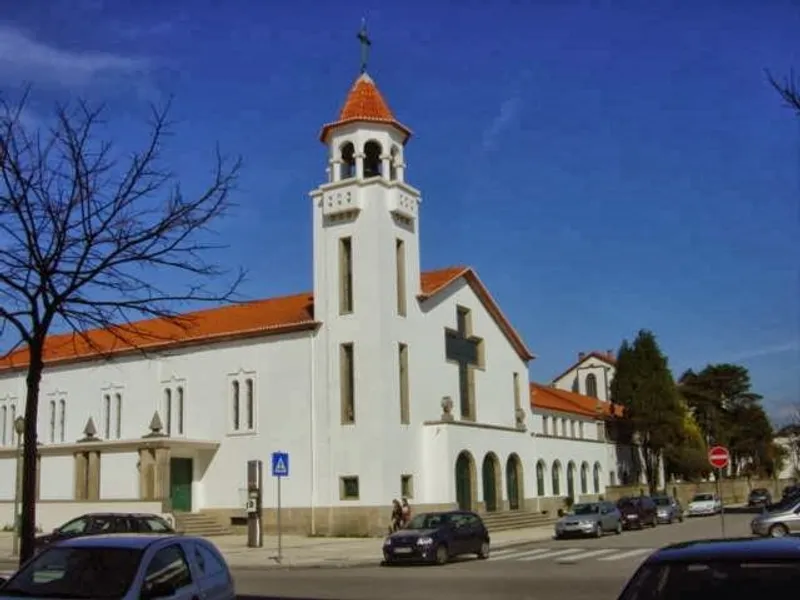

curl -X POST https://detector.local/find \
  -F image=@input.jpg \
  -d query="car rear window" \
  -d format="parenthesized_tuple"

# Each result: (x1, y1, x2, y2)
(692, 494, 713, 502)
(620, 561, 800, 599)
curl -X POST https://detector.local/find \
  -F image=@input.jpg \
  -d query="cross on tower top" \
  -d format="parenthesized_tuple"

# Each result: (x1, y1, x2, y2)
(357, 19, 371, 74)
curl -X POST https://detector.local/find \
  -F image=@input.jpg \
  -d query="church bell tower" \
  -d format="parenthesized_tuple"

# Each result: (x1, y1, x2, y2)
(309, 25, 423, 506)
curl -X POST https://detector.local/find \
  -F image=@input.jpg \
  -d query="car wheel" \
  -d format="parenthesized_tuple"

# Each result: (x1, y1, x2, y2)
(477, 541, 490, 559)
(769, 524, 789, 538)
(615, 522, 622, 535)
(651, 517, 657, 528)
(435, 544, 449, 565)
(594, 523, 603, 538)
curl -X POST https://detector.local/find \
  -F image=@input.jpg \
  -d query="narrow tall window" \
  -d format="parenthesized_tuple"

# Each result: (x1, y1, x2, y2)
(232, 381, 240, 431)
(340, 343, 355, 424)
(395, 239, 407, 316)
(164, 389, 172, 436)
(114, 394, 122, 439)
(338, 237, 353, 314)
(49, 400, 56, 443)
(513, 372, 521, 411)
(103, 394, 111, 439)
(176, 387, 184, 435)
(59, 399, 66, 442)
(245, 379, 254, 430)
(1, 406, 7, 445)
(10, 405, 15, 439)
(398, 343, 410, 424)
(585, 373, 598, 398)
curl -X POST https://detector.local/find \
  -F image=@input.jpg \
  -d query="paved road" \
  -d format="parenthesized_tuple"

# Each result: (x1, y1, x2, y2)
(232, 512, 752, 600)
(0, 512, 754, 600)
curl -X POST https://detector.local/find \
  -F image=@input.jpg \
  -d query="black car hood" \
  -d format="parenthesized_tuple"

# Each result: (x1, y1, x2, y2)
(388, 528, 438, 539)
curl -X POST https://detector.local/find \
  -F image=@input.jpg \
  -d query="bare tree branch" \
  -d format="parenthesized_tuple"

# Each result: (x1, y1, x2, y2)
(766, 69, 800, 115)
(0, 89, 245, 563)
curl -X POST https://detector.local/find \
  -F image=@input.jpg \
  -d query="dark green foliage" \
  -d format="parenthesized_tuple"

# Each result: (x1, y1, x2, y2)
(610, 330, 683, 493)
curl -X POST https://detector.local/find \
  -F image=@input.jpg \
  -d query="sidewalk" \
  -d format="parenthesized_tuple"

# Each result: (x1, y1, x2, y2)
(0, 525, 556, 570)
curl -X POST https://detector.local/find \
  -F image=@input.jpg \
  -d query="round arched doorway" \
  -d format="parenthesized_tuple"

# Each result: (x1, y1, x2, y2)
(455, 451, 476, 511)
(567, 461, 576, 500)
(482, 453, 501, 512)
(505, 454, 524, 510)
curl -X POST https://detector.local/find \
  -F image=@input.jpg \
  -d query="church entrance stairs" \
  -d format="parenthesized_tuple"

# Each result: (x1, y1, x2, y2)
(174, 512, 231, 537)
(480, 510, 556, 532)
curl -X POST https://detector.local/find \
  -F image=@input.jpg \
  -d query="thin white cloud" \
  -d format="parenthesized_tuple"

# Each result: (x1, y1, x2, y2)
(727, 340, 800, 362)
(481, 95, 522, 152)
(0, 23, 148, 88)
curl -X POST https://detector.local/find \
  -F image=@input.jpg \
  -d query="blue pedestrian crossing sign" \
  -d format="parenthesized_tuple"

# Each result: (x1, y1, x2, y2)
(271, 452, 289, 478)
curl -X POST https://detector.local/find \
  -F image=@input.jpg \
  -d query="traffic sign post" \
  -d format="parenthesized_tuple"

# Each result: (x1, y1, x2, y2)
(708, 446, 730, 538)
(271, 452, 289, 563)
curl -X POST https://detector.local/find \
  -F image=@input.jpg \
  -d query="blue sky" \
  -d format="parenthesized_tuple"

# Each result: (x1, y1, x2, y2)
(1, 1, 798, 421)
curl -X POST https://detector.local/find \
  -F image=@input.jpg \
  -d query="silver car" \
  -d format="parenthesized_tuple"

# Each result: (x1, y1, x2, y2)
(751, 495, 800, 538)
(0, 534, 235, 600)
(555, 501, 623, 539)
(653, 495, 683, 524)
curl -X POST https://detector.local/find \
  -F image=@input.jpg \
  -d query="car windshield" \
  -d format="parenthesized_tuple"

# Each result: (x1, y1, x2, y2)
(2, 546, 143, 598)
(766, 496, 800, 513)
(692, 494, 713, 502)
(571, 503, 600, 515)
(653, 497, 671, 506)
(405, 513, 452, 530)
(618, 499, 637, 509)
(619, 560, 800, 599)
(750, 488, 767, 494)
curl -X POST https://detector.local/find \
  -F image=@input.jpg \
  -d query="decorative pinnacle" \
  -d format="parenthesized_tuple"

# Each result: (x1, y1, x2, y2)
(357, 18, 371, 74)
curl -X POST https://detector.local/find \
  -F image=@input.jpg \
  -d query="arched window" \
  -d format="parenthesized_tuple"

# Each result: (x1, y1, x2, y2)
(245, 378, 254, 430)
(593, 462, 602, 493)
(580, 462, 589, 494)
(231, 381, 240, 431)
(542, 416, 549, 435)
(364, 140, 382, 178)
(551, 461, 561, 496)
(164, 389, 172, 436)
(176, 387, 184, 435)
(49, 400, 56, 443)
(1, 406, 7, 445)
(585, 373, 598, 398)
(536, 461, 546, 496)
(570, 420, 576, 438)
(114, 393, 122, 439)
(59, 399, 66, 442)
(103, 394, 111, 439)
(340, 142, 355, 179)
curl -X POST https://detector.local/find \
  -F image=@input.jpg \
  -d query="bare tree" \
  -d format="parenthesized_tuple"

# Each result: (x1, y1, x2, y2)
(0, 90, 243, 564)
(767, 69, 800, 115)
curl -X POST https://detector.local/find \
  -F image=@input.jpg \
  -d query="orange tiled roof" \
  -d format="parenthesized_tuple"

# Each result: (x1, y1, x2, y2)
(530, 382, 623, 419)
(0, 266, 534, 371)
(319, 73, 412, 143)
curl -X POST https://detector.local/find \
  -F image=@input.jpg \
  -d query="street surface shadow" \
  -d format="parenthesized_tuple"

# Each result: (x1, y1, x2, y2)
(240, 596, 337, 600)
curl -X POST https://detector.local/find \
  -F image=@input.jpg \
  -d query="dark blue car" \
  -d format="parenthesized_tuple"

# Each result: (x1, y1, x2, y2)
(617, 537, 800, 599)
(382, 510, 490, 565)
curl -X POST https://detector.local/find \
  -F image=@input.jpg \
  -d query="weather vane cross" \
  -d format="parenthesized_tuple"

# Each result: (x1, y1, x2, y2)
(357, 18, 371, 74)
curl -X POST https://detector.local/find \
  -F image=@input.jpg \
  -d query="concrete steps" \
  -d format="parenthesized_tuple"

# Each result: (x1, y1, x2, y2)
(174, 512, 231, 537)
(480, 510, 556, 532)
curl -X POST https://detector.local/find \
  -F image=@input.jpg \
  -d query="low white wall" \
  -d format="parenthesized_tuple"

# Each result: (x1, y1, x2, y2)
(0, 501, 165, 532)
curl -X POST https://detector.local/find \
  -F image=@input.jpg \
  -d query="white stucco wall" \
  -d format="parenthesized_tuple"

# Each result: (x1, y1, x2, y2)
(100, 453, 139, 500)
(553, 355, 615, 402)
(40, 456, 73, 500)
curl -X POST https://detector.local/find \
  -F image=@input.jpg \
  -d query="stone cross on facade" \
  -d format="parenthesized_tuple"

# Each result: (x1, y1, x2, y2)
(445, 307, 484, 420)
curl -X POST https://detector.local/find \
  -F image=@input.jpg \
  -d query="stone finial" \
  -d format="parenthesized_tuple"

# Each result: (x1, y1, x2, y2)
(440, 396, 455, 422)
(79, 417, 99, 442)
(515, 407, 527, 431)
(143, 411, 166, 438)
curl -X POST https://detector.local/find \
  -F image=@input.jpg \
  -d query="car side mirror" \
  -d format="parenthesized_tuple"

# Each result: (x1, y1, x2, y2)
(141, 580, 177, 600)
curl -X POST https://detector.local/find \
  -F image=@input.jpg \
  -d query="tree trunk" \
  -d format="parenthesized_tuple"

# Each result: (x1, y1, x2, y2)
(642, 446, 661, 494)
(19, 346, 43, 566)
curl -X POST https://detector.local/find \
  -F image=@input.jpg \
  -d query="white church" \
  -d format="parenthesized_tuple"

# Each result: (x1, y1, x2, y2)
(0, 69, 649, 535)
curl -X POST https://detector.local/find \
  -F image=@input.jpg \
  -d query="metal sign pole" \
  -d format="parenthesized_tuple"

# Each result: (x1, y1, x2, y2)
(716, 468, 726, 538)
(277, 475, 282, 563)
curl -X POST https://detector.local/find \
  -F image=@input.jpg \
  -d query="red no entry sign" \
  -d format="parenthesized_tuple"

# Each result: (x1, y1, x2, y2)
(708, 445, 730, 470)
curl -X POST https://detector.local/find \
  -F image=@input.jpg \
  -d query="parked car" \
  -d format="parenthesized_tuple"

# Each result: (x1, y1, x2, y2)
(615, 537, 800, 599)
(382, 510, 490, 565)
(0, 534, 234, 600)
(554, 501, 622, 538)
(686, 493, 722, 517)
(746, 487, 772, 507)
(652, 495, 683, 524)
(617, 496, 657, 530)
(35, 513, 175, 551)
(750, 494, 800, 538)
(781, 484, 800, 500)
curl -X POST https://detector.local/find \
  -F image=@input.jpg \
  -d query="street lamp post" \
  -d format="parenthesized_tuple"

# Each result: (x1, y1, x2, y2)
(11, 416, 24, 557)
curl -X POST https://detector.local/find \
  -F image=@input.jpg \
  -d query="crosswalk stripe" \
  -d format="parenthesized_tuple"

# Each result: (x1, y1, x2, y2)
(597, 548, 654, 562)
(491, 548, 552, 561)
(491, 547, 521, 557)
(555, 549, 617, 563)
(519, 548, 586, 561)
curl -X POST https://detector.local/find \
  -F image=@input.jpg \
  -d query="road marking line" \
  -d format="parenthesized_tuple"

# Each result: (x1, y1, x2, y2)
(491, 548, 552, 561)
(555, 549, 616, 563)
(491, 547, 522, 557)
(519, 548, 586, 561)
(598, 548, 654, 561)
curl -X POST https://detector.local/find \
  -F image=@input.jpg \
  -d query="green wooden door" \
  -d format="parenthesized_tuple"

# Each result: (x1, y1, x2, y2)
(482, 457, 497, 512)
(455, 454, 472, 510)
(506, 458, 520, 510)
(170, 458, 193, 512)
